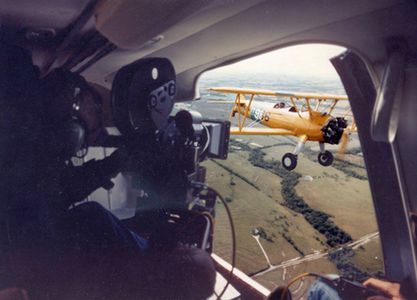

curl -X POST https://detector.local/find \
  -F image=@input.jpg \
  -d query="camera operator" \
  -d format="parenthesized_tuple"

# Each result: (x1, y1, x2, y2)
(1, 51, 215, 298)
(41, 69, 216, 300)
(0, 66, 143, 299)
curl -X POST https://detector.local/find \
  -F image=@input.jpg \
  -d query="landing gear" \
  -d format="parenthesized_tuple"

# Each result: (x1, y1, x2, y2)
(282, 135, 307, 171)
(282, 153, 298, 170)
(318, 150, 334, 167)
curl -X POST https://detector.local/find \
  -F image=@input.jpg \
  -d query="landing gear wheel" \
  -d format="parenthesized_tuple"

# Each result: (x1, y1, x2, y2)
(282, 153, 297, 171)
(318, 150, 334, 167)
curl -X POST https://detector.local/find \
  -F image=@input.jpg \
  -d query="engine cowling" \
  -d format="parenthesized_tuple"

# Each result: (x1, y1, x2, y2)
(321, 117, 347, 144)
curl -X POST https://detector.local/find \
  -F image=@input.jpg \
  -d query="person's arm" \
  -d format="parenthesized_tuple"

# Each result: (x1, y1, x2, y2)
(364, 278, 406, 300)
(64, 148, 128, 204)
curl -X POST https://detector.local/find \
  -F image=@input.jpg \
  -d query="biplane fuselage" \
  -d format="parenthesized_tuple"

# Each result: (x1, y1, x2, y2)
(237, 101, 332, 142)
(209, 87, 353, 170)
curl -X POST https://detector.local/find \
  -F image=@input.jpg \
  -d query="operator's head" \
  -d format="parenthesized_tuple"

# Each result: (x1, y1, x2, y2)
(41, 69, 107, 159)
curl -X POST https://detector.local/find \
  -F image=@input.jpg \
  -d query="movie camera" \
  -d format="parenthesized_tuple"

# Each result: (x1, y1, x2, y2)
(107, 58, 230, 249)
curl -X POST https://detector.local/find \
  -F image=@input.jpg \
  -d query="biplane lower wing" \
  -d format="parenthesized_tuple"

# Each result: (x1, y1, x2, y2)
(231, 127, 295, 135)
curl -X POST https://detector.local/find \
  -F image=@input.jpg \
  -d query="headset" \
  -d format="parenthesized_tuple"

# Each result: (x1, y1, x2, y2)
(62, 85, 88, 158)
(42, 69, 92, 159)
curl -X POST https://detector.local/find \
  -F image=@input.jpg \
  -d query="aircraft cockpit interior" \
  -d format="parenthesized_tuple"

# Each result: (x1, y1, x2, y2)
(1, 0, 417, 299)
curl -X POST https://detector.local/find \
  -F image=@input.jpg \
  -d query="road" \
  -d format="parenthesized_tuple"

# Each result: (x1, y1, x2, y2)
(253, 235, 273, 267)
(252, 231, 380, 278)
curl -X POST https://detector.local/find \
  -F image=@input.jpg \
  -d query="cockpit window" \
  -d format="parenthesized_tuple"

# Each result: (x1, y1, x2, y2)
(189, 44, 383, 293)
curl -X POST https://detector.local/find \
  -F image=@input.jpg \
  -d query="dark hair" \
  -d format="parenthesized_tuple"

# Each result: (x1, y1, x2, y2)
(40, 69, 91, 125)
(39, 69, 105, 158)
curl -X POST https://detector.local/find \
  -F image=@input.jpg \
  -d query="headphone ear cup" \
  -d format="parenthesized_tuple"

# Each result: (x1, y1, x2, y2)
(62, 118, 86, 157)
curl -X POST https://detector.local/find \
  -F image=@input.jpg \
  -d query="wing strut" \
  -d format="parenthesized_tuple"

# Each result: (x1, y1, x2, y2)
(240, 94, 254, 131)
(230, 93, 255, 132)
(328, 99, 339, 115)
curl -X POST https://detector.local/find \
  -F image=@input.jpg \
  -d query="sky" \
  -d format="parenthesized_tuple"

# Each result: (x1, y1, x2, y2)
(206, 44, 346, 80)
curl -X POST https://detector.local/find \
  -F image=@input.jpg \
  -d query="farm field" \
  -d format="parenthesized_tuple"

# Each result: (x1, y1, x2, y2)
(192, 72, 383, 290)
(203, 137, 382, 288)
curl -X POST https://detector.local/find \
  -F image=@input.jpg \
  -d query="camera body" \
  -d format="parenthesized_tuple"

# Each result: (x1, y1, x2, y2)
(109, 57, 230, 219)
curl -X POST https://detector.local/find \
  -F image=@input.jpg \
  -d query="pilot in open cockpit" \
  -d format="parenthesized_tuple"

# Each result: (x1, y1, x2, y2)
(273, 102, 286, 109)
(0, 44, 215, 300)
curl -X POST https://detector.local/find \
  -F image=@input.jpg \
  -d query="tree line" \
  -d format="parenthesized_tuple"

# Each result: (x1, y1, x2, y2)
(248, 148, 353, 247)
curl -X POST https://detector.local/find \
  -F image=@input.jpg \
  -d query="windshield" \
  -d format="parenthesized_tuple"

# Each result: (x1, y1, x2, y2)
(188, 44, 383, 295)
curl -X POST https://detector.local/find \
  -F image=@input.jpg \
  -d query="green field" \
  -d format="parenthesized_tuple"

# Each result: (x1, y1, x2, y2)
(204, 137, 383, 288)
(351, 240, 384, 275)
(205, 158, 327, 274)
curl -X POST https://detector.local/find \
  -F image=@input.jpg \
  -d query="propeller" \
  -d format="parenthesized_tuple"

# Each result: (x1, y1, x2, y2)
(337, 130, 350, 158)
(337, 119, 357, 158)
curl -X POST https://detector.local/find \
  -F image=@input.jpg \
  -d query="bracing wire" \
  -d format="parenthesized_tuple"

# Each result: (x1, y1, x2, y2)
(192, 182, 236, 300)
(207, 186, 236, 300)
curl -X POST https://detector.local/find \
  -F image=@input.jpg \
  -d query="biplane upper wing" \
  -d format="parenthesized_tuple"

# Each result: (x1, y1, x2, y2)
(209, 87, 348, 100)
(231, 127, 295, 135)
(209, 87, 279, 97)
(273, 91, 348, 100)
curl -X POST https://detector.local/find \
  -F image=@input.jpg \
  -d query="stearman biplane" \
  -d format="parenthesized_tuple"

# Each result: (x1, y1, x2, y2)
(208, 87, 357, 171)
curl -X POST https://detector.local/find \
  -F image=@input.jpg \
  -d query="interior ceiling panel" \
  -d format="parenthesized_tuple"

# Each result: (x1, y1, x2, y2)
(151, 0, 412, 70)
(0, 0, 89, 31)
(2, 0, 414, 101)
(174, 0, 417, 77)
(85, 0, 267, 84)
(95, 0, 215, 49)
(95, 0, 266, 50)
(84, 0, 410, 93)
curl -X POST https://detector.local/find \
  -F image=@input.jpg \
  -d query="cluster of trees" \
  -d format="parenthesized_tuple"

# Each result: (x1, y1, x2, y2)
(282, 233, 304, 256)
(281, 172, 353, 247)
(248, 148, 352, 247)
(225, 196, 233, 203)
(328, 247, 370, 282)
(333, 160, 368, 180)
(253, 227, 273, 242)
(302, 147, 367, 180)
(248, 149, 276, 169)
(229, 141, 354, 248)
(305, 211, 352, 247)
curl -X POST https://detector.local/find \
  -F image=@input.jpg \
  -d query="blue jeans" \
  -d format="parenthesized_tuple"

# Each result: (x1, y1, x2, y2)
(65, 201, 149, 255)
(3, 201, 150, 300)
(307, 276, 343, 300)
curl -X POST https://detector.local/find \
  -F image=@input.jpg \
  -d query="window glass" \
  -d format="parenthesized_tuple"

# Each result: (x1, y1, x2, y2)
(189, 44, 383, 293)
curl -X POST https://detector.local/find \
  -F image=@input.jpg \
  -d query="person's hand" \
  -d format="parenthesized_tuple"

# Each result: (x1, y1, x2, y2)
(364, 278, 406, 300)
(104, 146, 130, 177)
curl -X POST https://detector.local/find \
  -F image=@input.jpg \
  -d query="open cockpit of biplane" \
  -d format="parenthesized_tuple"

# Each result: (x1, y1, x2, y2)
(1, 0, 417, 299)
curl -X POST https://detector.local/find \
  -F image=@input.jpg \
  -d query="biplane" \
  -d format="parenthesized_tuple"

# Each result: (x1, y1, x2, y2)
(209, 87, 357, 170)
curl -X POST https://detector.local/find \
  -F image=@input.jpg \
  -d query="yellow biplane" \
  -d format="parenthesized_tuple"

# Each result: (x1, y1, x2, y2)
(209, 87, 357, 170)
